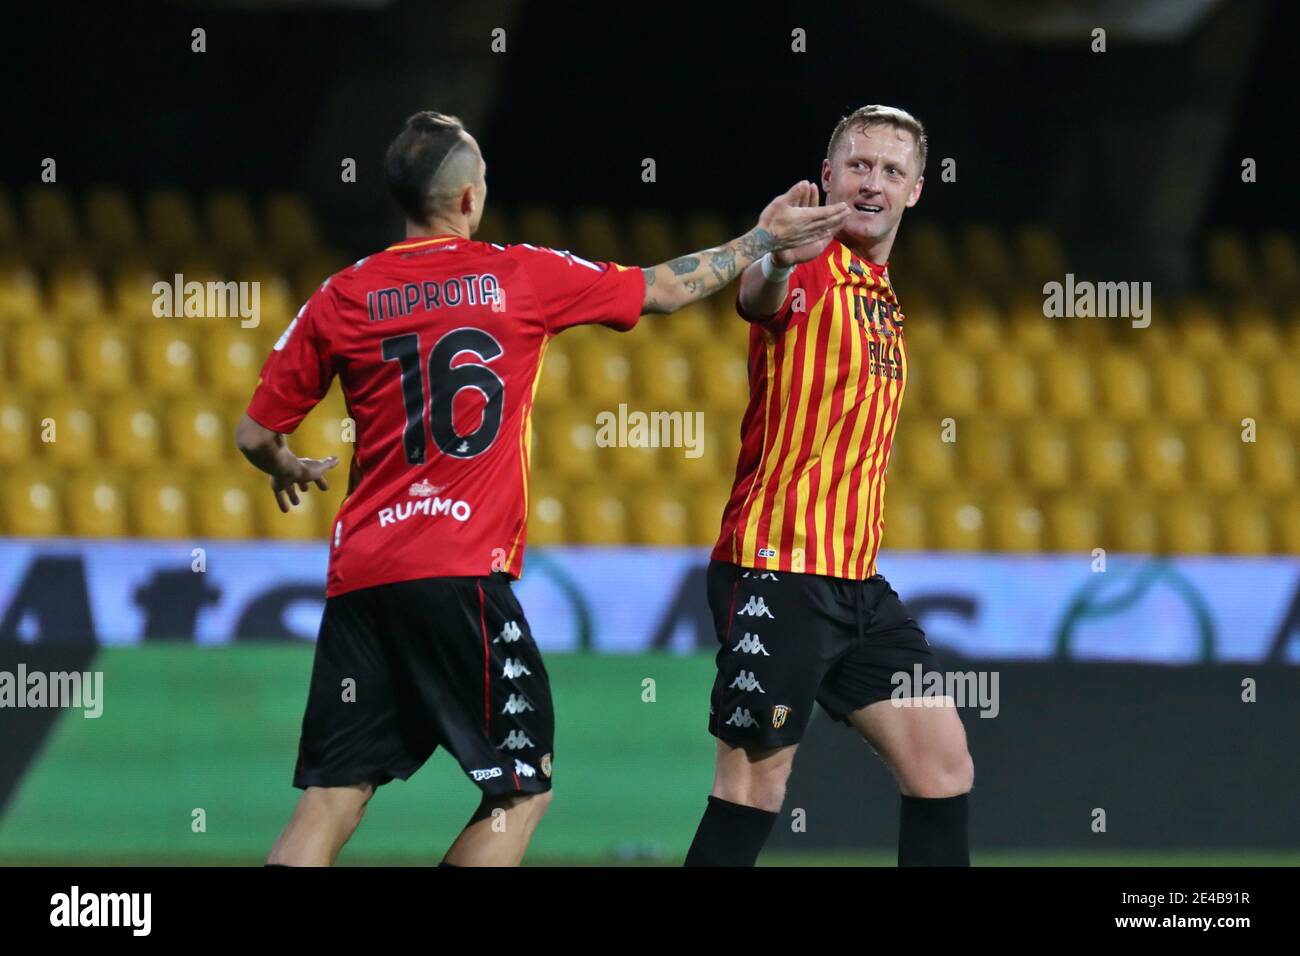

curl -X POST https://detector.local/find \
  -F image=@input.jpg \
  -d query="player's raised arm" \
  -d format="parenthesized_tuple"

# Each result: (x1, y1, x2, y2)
(736, 180, 839, 319)
(640, 181, 848, 314)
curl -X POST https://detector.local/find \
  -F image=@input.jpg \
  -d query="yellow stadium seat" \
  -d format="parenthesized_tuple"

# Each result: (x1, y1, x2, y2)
(194, 474, 258, 539)
(1107, 495, 1160, 553)
(1163, 496, 1215, 554)
(1045, 493, 1103, 552)
(145, 190, 201, 254)
(533, 408, 598, 479)
(1097, 351, 1152, 421)
(1154, 354, 1209, 422)
(110, 262, 165, 321)
(1133, 424, 1187, 492)
(662, 302, 716, 346)
(49, 260, 106, 322)
(9, 322, 69, 389)
(568, 486, 627, 544)
(86, 188, 140, 250)
(36, 395, 97, 467)
(927, 351, 980, 416)
(526, 478, 568, 546)
(293, 393, 352, 462)
(987, 491, 1044, 552)
(1019, 421, 1072, 490)
(929, 492, 986, 550)
(137, 325, 199, 394)
(265, 194, 320, 258)
(166, 398, 229, 467)
(1015, 225, 1066, 286)
(1234, 304, 1280, 360)
(130, 472, 192, 538)
(65, 471, 128, 538)
(1040, 352, 1094, 419)
(1209, 357, 1264, 421)
(959, 419, 1014, 485)
(961, 225, 1012, 291)
(985, 352, 1039, 417)
(0, 395, 33, 466)
(207, 191, 260, 253)
(684, 214, 731, 255)
(2, 467, 62, 536)
(294, 255, 347, 305)
(1247, 427, 1296, 491)
(1278, 498, 1300, 554)
(569, 335, 632, 405)
(73, 322, 134, 393)
(693, 341, 751, 414)
(1006, 296, 1058, 354)
(1177, 298, 1226, 356)
(1075, 422, 1130, 490)
(1205, 231, 1251, 294)
(628, 487, 691, 545)
(1219, 497, 1271, 555)
(103, 396, 163, 466)
(516, 207, 568, 251)
(254, 482, 319, 540)
(204, 325, 264, 400)
(632, 339, 693, 407)
(689, 483, 734, 547)
(951, 296, 1002, 353)
(607, 441, 663, 482)
(1189, 426, 1243, 491)
(663, 409, 738, 487)
(533, 338, 572, 409)
(572, 209, 624, 263)
(628, 212, 677, 264)
(25, 187, 78, 254)
(0, 262, 42, 322)
(881, 485, 926, 550)
(1259, 231, 1300, 297)
(243, 270, 295, 330)
(902, 222, 956, 289)
(1267, 358, 1300, 424)
(894, 424, 957, 488)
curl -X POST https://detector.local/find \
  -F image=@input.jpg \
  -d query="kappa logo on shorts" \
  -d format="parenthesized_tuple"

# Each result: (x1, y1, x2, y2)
(494, 621, 523, 644)
(771, 705, 792, 729)
(737, 595, 775, 619)
(499, 730, 535, 750)
(743, 570, 779, 580)
(540, 753, 552, 778)
(724, 707, 758, 728)
(731, 632, 771, 656)
(470, 767, 503, 781)
(502, 658, 532, 679)
(501, 693, 534, 714)
(729, 669, 766, 693)
(515, 759, 537, 778)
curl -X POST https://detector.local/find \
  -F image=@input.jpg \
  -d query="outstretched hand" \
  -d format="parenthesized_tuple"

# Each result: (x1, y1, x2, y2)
(271, 456, 340, 513)
(757, 181, 849, 265)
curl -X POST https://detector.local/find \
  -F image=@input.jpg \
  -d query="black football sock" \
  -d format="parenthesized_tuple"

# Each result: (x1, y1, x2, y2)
(683, 795, 778, 867)
(898, 793, 970, 866)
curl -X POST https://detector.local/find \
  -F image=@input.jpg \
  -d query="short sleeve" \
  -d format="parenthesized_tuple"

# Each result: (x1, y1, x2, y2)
(513, 245, 645, 334)
(735, 260, 810, 334)
(246, 290, 336, 433)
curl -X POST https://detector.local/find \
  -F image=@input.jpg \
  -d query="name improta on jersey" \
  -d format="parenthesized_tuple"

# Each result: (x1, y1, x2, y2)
(367, 272, 502, 323)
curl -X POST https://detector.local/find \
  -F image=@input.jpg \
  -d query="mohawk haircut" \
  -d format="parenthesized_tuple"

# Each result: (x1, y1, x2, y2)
(383, 111, 476, 225)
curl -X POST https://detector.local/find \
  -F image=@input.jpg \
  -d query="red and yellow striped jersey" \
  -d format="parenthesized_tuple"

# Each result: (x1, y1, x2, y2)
(711, 239, 908, 580)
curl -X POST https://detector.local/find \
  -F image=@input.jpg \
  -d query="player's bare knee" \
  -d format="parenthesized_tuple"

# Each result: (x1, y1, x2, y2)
(904, 749, 973, 798)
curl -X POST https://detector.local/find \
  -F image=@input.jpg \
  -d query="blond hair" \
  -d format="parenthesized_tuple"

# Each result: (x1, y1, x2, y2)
(827, 105, 928, 178)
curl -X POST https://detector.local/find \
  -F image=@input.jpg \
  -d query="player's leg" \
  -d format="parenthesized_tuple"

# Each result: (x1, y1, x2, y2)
(818, 575, 973, 865)
(383, 575, 556, 867)
(442, 790, 553, 866)
(267, 783, 375, 866)
(685, 562, 845, 866)
(272, 588, 432, 866)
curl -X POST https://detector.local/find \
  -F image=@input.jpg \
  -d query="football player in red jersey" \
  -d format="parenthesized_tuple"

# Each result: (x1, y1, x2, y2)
(235, 111, 848, 866)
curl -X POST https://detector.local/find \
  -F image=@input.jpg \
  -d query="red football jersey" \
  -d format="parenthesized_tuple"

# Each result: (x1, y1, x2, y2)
(246, 235, 644, 596)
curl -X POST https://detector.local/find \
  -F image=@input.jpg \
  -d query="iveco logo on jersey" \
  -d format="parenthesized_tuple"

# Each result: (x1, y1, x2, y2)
(377, 495, 472, 527)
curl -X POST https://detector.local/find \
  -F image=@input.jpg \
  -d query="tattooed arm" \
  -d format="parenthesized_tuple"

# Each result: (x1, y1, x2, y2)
(640, 182, 849, 315)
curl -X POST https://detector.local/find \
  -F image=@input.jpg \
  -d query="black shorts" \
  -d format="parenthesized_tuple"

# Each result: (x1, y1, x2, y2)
(293, 573, 554, 797)
(706, 560, 938, 748)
